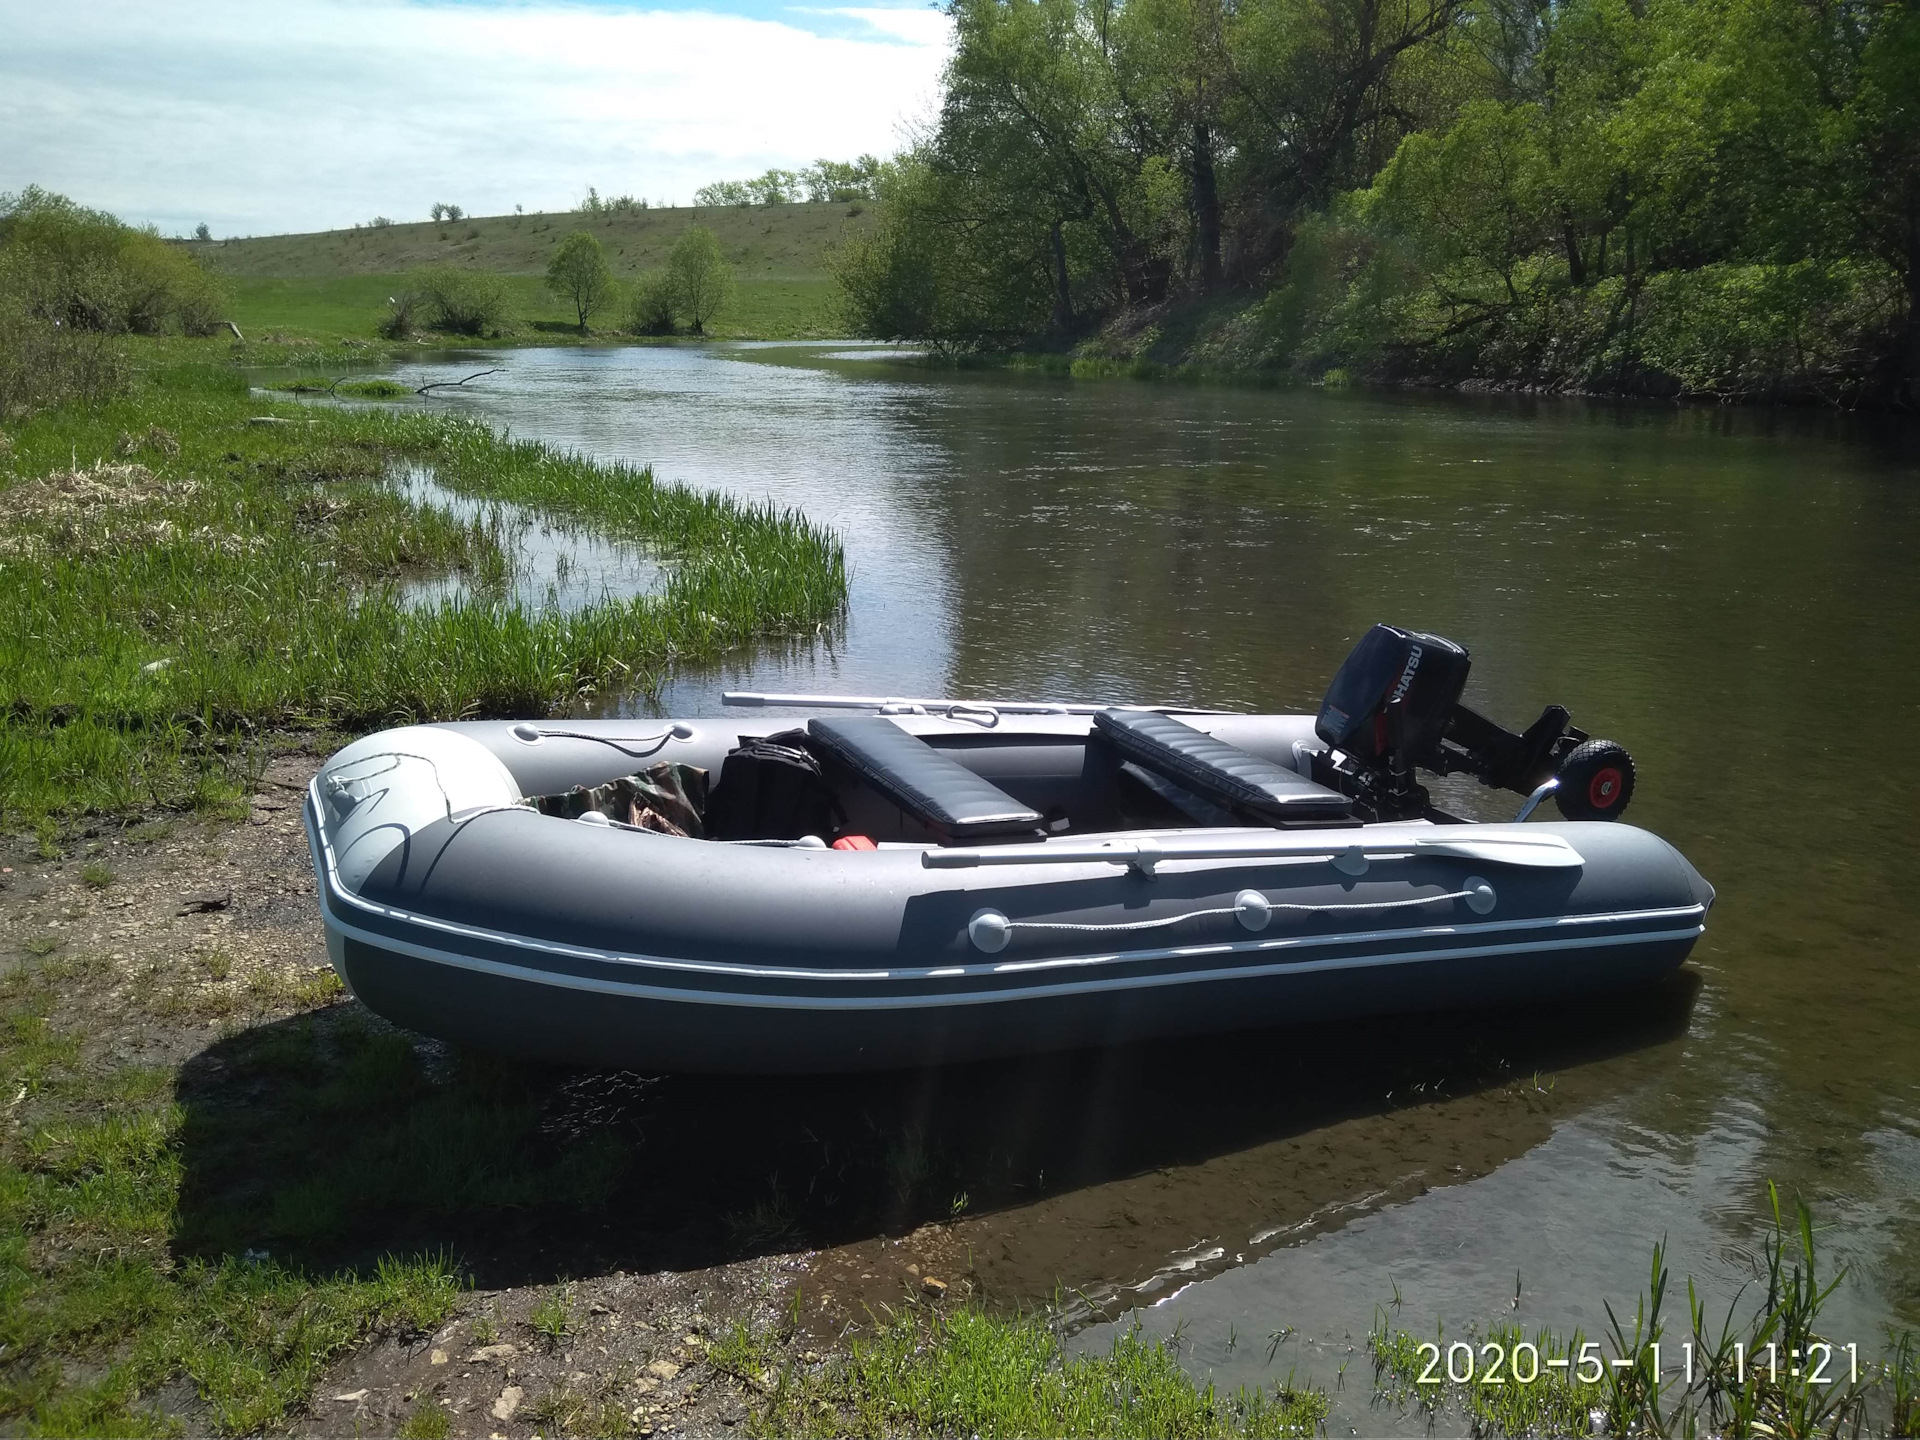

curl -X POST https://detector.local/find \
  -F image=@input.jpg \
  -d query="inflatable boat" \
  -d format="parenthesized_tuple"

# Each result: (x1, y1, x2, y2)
(303, 625, 1713, 1073)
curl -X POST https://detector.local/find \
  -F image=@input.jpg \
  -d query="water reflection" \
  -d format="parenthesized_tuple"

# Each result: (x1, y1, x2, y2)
(388, 463, 670, 612)
(396, 344, 1920, 1362)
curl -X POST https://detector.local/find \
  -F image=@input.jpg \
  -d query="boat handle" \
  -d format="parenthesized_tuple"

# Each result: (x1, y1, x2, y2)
(942, 703, 1001, 728)
(510, 722, 693, 756)
(967, 880, 1495, 952)
(1513, 776, 1560, 822)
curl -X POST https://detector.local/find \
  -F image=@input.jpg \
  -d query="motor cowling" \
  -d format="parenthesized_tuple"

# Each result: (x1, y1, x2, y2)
(1315, 623, 1472, 767)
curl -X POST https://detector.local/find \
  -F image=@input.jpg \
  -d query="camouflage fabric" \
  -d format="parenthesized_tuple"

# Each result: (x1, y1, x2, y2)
(532, 762, 709, 838)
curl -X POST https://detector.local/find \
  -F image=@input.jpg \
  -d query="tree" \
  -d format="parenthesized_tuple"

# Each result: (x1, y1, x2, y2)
(1838, 0, 1920, 398)
(626, 270, 678, 334)
(667, 226, 734, 334)
(545, 230, 616, 331)
(693, 179, 755, 207)
(804, 156, 885, 202)
(824, 0, 1915, 400)
(193, 222, 211, 242)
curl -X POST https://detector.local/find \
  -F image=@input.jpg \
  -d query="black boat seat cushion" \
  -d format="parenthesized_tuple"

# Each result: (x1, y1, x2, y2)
(807, 717, 1044, 842)
(1092, 709, 1354, 823)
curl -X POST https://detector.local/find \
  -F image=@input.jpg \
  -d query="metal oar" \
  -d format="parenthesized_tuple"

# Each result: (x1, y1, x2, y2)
(721, 691, 1222, 719)
(923, 830, 1584, 875)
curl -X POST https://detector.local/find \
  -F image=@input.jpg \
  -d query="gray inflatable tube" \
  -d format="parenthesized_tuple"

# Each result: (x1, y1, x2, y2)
(303, 713, 1714, 1074)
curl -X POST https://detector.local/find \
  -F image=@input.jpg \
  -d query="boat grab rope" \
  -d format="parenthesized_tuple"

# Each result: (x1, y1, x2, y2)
(324, 749, 464, 822)
(1010, 888, 1478, 933)
(509, 722, 693, 756)
(323, 751, 546, 829)
(968, 881, 1495, 952)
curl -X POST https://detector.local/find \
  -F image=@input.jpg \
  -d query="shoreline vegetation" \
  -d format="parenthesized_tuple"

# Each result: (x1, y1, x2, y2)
(190, 197, 871, 345)
(0, 187, 847, 833)
(832, 0, 1920, 408)
(0, 353, 847, 828)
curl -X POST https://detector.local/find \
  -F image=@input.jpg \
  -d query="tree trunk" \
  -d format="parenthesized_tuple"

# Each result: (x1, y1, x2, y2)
(1050, 219, 1075, 337)
(1193, 121, 1223, 291)
(1905, 206, 1920, 406)
(1561, 216, 1587, 288)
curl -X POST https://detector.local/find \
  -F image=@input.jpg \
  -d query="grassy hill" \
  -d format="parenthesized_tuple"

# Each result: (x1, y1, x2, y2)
(190, 201, 874, 341)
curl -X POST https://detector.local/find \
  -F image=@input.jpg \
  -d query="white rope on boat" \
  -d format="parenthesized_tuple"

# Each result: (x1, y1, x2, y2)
(509, 722, 693, 756)
(968, 880, 1496, 953)
(1007, 888, 1478, 934)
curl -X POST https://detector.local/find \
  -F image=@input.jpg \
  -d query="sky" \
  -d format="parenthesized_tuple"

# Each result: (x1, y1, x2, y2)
(0, 0, 951, 238)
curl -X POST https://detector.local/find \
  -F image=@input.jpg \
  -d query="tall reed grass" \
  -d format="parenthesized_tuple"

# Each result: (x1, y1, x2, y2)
(1370, 1184, 1920, 1437)
(0, 354, 845, 823)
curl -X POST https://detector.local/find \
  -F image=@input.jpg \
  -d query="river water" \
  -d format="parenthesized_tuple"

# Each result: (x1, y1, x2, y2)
(403, 342, 1919, 1419)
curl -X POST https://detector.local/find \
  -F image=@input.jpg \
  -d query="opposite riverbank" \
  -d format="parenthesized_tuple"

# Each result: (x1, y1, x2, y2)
(194, 202, 867, 343)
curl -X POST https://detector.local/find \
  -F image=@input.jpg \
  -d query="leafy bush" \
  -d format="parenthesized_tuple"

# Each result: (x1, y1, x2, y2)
(577, 188, 648, 216)
(393, 267, 513, 337)
(1630, 261, 1902, 401)
(0, 307, 128, 420)
(378, 289, 425, 339)
(0, 186, 230, 337)
(0, 250, 130, 418)
(625, 270, 678, 335)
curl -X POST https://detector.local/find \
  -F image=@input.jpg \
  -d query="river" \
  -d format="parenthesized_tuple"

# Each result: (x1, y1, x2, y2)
(402, 341, 1919, 1423)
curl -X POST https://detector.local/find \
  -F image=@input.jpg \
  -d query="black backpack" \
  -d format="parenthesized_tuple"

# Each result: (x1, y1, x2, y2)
(705, 730, 846, 841)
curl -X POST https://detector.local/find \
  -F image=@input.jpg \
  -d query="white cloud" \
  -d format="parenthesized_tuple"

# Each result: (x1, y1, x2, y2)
(0, 0, 949, 236)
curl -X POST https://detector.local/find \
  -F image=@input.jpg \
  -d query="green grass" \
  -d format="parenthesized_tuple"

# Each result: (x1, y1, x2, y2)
(205, 203, 864, 341)
(0, 963, 464, 1435)
(335, 378, 413, 399)
(229, 272, 843, 342)
(523, 1380, 628, 1439)
(710, 1310, 1329, 1438)
(395, 1401, 453, 1439)
(0, 339, 845, 825)
(0, 937, 713, 1433)
(198, 202, 864, 281)
(529, 1284, 575, 1344)
(262, 375, 414, 400)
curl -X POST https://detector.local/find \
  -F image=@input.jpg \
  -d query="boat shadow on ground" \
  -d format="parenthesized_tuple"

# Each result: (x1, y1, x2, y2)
(169, 972, 1699, 1290)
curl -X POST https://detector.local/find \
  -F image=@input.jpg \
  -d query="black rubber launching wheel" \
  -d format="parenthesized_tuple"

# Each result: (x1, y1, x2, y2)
(1554, 739, 1636, 821)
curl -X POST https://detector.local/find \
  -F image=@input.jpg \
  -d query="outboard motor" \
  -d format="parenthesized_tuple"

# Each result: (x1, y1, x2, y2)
(1312, 623, 1635, 824)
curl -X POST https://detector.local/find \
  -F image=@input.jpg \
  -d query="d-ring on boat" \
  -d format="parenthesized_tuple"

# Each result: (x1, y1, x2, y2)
(303, 625, 1714, 1073)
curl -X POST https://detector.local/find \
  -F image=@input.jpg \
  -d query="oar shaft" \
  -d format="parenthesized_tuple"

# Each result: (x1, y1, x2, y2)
(924, 832, 1582, 870)
(721, 691, 1216, 717)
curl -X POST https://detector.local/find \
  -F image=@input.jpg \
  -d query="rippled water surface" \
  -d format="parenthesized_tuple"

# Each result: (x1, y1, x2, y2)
(405, 343, 1920, 1411)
